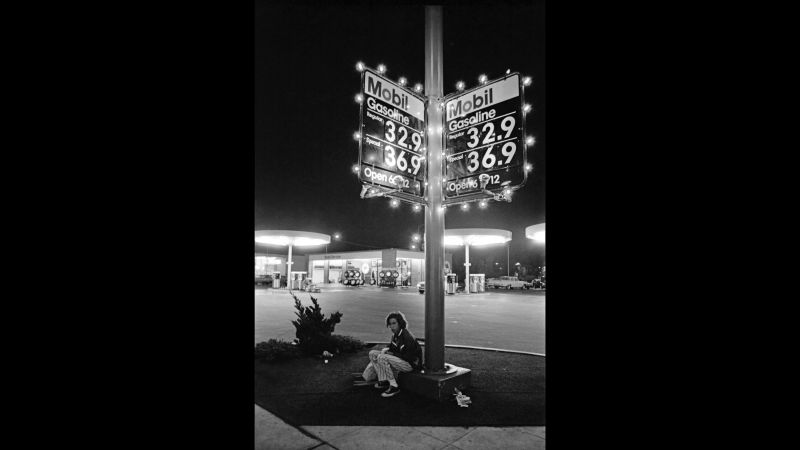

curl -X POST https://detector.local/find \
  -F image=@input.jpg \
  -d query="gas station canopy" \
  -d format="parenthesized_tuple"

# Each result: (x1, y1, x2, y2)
(444, 228, 512, 246)
(525, 223, 545, 243)
(254, 230, 331, 246)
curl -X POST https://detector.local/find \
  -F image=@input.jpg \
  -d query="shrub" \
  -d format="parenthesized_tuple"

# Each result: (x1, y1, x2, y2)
(254, 339, 302, 362)
(291, 293, 343, 356)
(328, 334, 365, 353)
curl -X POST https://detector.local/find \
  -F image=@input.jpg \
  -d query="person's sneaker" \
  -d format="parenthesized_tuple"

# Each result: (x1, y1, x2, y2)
(381, 386, 401, 397)
(374, 381, 390, 390)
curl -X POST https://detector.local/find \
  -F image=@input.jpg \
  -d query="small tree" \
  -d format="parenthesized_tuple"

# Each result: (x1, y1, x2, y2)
(290, 292, 342, 355)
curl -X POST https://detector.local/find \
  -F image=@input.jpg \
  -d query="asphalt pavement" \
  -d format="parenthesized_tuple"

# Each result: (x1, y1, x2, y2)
(255, 285, 545, 354)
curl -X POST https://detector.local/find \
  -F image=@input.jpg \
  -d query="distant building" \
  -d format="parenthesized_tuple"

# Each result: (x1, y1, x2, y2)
(255, 248, 452, 286)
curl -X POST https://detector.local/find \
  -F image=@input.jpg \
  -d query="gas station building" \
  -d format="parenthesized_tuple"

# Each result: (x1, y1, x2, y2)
(255, 248, 454, 286)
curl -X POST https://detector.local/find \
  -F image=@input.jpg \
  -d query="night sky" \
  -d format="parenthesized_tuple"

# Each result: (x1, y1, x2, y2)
(255, 2, 545, 275)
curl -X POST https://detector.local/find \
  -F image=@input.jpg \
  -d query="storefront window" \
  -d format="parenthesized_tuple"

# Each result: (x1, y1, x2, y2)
(328, 259, 343, 284)
(396, 258, 412, 286)
(256, 256, 282, 276)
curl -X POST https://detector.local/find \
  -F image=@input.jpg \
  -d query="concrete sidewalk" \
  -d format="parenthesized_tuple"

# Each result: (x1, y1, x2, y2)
(255, 404, 546, 449)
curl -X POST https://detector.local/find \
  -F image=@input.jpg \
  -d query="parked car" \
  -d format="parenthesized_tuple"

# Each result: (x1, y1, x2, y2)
(486, 276, 532, 290)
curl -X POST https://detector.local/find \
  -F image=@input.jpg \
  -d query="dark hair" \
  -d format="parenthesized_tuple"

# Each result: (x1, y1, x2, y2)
(385, 311, 408, 330)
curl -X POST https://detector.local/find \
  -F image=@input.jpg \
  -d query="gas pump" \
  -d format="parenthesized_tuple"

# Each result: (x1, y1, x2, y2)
(272, 272, 282, 288)
(446, 273, 458, 295)
(469, 274, 485, 293)
(290, 271, 307, 290)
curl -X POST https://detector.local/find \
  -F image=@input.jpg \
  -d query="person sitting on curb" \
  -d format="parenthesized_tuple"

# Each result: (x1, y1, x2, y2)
(353, 311, 421, 398)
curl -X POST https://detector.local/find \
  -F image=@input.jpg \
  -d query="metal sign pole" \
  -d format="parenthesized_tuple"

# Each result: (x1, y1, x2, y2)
(464, 243, 470, 295)
(423, 4, 445, 373)
(287, 244, 293, 285)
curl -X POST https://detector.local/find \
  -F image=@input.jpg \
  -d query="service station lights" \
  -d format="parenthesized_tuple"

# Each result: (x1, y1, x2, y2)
(355, 63, 536, 212)
(452, 72, 533, 98)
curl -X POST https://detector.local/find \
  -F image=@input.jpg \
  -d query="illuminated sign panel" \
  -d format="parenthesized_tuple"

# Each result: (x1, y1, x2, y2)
(358, 69, 426, 198)
(444, 73, 527, 198)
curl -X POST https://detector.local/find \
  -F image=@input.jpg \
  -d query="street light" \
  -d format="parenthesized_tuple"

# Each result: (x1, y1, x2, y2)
(327, 233, 342, 254)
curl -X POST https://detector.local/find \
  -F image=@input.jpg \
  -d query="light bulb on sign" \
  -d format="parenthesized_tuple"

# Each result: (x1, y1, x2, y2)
(523, 76, 532, 86)
(352, 165, 359, 173)
(390, 199, 399, 208)
(525, 163, 533, 172)
(456, 81, 465, 91)
(523, 104, 532, 114)
(355, 61, 365, 72)
(526, 136, 535, 147)
(355, 94, 363, 104)
(377, 64, 386, 74)
(478, 74, 488, 84)
(504, 188, 512, 196)
(413, 204, 421, 212)
(414, 83, 423, 93)
(461, 203, 469, 211)
(398, 77, 407, 86)
(506, 69, 511, 74)
(353, 131, 361, 140)
(479, 201, 488, 209)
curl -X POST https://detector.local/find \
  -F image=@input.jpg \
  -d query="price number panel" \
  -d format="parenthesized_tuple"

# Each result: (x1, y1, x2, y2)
(358, 69, 426, 197)
(444, 74, 526, 198)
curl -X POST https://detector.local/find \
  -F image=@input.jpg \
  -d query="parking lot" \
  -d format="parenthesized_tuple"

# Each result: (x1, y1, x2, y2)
(255, 285, 545, 354)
